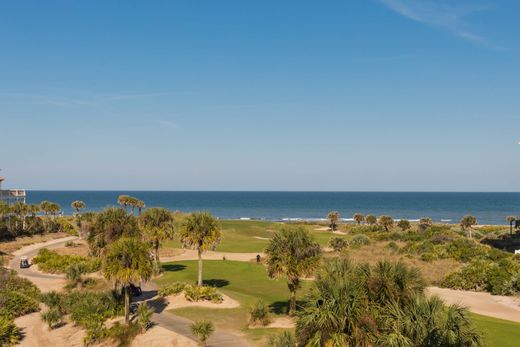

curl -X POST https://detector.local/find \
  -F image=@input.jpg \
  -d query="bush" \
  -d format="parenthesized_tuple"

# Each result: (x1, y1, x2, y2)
(0, 315, 20, 347)
(249, 299, 271, 326)
(107, 322, 141, 347)
(328, 237, 349, 252)
(32, 248, 100, 274)
(158, 282, 186, 297)
(351, 234, 370, 247)
(386, 241, 400, 252)
(420, 253, 436, 262)
(0, 291, 39, 318)
(184, 284, 223, 303)
(397, 219, 411, 231)
(191, 320, 214, 347)
(266, 331, 296, 347)
(136, 303, 154, 332)
(41, 308, 64, 329)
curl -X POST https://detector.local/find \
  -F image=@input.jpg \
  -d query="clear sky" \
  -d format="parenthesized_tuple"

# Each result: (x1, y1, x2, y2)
(1, 0, 519, 191)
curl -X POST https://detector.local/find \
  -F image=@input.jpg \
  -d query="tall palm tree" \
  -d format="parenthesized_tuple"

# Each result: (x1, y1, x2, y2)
(117, 195, 131, 212)
(179, 211, 221, 286)
(506, 216, 517, 235)
(327, 211, 340, 231)
(71, 200, 86, 215)
(353, 213, 365, 225)
(88, 207, 139, 256)
(135, 199, 145, 216)
(460, 215, 477, 238)
(265, 227, 321, 316)
(103, 237, 154, 323)
(378, 215, 394, 232)
(139, 207, 175, 272)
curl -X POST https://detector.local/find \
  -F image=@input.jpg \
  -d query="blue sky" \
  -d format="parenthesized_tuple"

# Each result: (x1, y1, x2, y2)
(1, 0, 519, 191)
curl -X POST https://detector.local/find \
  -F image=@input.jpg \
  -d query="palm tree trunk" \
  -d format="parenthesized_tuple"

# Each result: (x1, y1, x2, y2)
(198, 248, 203, 286)
(124, 284, 130, 323)
(289, 289, 296, 316)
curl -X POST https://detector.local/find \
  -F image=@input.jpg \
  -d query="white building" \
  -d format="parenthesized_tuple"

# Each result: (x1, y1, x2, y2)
(0, 176, 26, 204)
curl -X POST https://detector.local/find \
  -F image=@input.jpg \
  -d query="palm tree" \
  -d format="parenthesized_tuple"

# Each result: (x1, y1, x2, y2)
(191, 320, 214, 347)
(366, 214, 377, 225)
(397, 219, 411, 231)
(39, 201, 61, 231)
(103, 237, 154, 323)
(135, 199, 145, 216)
(139, 207, 175, 272)
(506, 216, 517, 235)
(353, 213, 365, 225)
(71, 200, 86, 215)
(327, 211, 340, 231)
(179, 211, 221, 286)
(378, 215, 394, 231)
(117, 195, 131, 212)
(88, 207, 139, 256)
(265, 227, 321, 316)
(460, 215, 477, 238)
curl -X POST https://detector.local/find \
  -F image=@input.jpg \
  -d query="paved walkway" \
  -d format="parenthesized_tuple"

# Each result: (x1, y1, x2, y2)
(10, 237, 251, 347)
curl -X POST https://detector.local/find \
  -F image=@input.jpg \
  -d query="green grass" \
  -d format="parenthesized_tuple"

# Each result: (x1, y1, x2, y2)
(156, 259, 308, 344)
(164, 220, 346, 253)
(471, 313, 520, 347)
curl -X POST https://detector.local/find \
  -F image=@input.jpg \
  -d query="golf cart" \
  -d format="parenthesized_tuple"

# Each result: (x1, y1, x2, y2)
(19, 256, 30, 269)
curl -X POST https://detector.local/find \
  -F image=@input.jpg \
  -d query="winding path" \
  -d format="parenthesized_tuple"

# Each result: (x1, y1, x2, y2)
(8, 237, 250, 347)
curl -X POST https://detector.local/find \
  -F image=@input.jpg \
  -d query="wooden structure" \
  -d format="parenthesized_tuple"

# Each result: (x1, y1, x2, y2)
(0, 177, 26, 204)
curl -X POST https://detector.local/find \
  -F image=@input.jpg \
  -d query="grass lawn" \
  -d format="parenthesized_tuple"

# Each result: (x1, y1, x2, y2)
(155, 259, 307, 344)
(164, 220, 346, 253)
(471, 313, 520, 347)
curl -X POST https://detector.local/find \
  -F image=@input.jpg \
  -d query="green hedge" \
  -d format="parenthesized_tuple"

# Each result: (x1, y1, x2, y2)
(32, 248, 100, 274)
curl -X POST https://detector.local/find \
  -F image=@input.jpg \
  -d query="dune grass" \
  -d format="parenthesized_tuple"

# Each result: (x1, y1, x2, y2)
(470, 313, 520, 347)
(164, 220, 346, 253)
(156, 259, 307, 344)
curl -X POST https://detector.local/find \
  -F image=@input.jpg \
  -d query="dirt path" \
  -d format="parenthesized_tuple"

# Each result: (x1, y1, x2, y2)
(427, 287, 520, 323)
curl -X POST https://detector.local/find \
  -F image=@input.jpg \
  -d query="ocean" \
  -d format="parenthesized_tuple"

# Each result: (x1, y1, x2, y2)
(25, 191, 520, 225)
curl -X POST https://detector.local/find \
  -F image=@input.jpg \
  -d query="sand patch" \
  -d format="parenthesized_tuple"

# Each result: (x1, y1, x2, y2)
(15, 312, 85, 347)
(427, 287, 520, 323)
(131, 325, 197, 347)
(162, 250, 262, 262)
(165, 293, 240, 310)
(250, 316, 295, 329)
(314, 226, 330, 231)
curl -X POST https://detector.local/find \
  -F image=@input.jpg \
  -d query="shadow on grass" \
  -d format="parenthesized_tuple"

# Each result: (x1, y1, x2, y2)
(203, 279, 230, 288)
(269, 300, 305, 315)
(162, 264, 187, 272)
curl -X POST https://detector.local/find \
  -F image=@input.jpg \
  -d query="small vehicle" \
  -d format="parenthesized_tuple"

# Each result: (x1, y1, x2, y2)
(129, 283, 142, 297)
(19, 256, 30, 269)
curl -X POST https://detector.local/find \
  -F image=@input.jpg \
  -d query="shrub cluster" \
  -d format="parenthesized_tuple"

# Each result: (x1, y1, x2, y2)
(350, 234, 370, 247)
(249, 299, 271, 326)
(158, 281, 223, 303)
(0, 268, 41, 346)
(32, 248, 100, 274)
(442, 257, 520, 295)
(328, 237, 349, 252)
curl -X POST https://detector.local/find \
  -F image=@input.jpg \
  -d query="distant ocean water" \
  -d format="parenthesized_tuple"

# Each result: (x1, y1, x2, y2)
(25, 191, 520, 225)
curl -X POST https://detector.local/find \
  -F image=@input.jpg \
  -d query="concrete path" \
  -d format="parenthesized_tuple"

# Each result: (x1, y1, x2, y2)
(9, 236, 251, 347)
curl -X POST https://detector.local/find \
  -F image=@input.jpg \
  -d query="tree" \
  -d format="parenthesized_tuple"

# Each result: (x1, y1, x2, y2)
(353, 213, 365, 225)
(418, 217, 433, 232)
(378, 215, 394, 232)
(460, 215, 477, 238)
(39, 201, 61, 231)
(71, 200, 86, 215)
(117, 195, 131, 211)
(327, 211, 340, 231)
(88, 207, 139, 256)
(506, 216, 518, 235)
(139, 207, 175, 272)
(397, 219, 411, 231)
(191, 320, 214, 347)
(103, 237, 154, 323)
(179, 211, 221, 286)
(135, 199, 145, 216)
(366, 214, 377, 225)
(265, 227, 321, 316)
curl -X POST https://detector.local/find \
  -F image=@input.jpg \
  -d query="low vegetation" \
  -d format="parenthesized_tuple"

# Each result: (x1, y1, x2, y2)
(32, 248, 100, 274)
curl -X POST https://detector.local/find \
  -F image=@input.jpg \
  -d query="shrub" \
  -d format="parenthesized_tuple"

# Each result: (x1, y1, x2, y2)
(249, 299, 271, 326)
(386, 241, 400, 252)
(420, 253, 436, 262)
(136, 303, 154, 332)
(32, 248, 100, 274)
(418, 218, 432, 232)
(191, 320, 214, 347)
(328, 237, 349, 252)
(41, 308, 64, 329)
(0, 291, 39, 318)
(107, 322, 141, 347)
(184, 284, 223, 303)
(351, 234, 370, 247)
(266, 331, 296, 347)
(365, 215, 377, 225)
(158, 282, 186, 297)
(0, 315, 20, 347)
